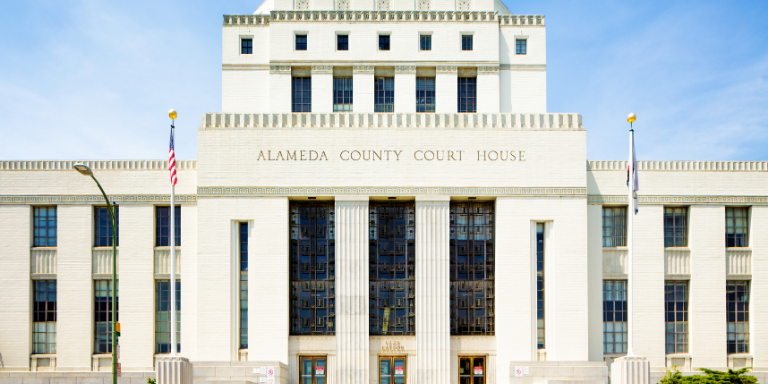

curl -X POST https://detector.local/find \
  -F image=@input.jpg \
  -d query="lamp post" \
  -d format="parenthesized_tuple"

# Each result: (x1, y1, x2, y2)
(73, 163, 118, 384)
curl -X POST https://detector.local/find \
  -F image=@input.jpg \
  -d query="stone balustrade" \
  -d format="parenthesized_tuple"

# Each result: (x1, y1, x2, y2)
(201, 112, 582, 130)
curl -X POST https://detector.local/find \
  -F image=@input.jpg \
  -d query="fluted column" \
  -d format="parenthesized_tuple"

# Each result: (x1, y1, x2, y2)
(335, 196, 370, 384)
(415, 196, 450, 384)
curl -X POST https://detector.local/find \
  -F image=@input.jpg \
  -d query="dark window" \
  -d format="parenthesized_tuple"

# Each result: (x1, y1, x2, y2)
(94, 280, 118, 354)
(300, 357, 326, 384)
(603, 206, 627, 247)
(95, 206, 118, 247)
(416, 77, 435, 113)
(239, 222, 248, 348)
(727, 281, 749, 354)
(536, 223, 545, 349)
(296, 34, 307, 50)
(457, 77, 476, 113)
(380, 356, 406, 384)
(33, 280, 56, 354)
(155, 280, 180, 354)
(515, 39, 526, 55)
(664, 207, 687, 247)
(337, 34, 348, 50)
(603, 280, 627, 354)
(459, 357, 485, 384)
(333, 77, 353, 112)
(292, 77, 312, 113)
(462, 35, 473, 51)
(665, 281, 688, 354)
(241, 38, 253, 54)
(33, 206, 57, 247)
(420, 35, 431, 51)
(290, 203, 335, 335)
(156, 206, 181, 247)
(375, 77, 395, 113)
(726, 207, 749, 247)
(450, 202, 494, 335)
(379, 35, 390, 51)
(370, 202, 415, 335)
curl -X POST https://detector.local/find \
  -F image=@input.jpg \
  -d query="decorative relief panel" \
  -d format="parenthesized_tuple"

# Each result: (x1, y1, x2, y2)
(458, 0, 470, 11)
(436, 66, 458, 73)
(353, 65, 375, 74)
(198, 186, 587, 197)
(270, 65, 292, 74)
(296, 0, 310, 10)
(394, 65, 417, 73)
(377, 0, 390, 10)
(311, 65, 333, 74)
(336, 0, 350, 10)
(417, 0, 430, 10)
(0, 195, 196, 205)
(477, 65, 500, 73)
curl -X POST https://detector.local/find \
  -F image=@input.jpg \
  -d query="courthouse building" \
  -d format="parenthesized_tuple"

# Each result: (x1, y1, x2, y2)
(1, 1, 768, 384)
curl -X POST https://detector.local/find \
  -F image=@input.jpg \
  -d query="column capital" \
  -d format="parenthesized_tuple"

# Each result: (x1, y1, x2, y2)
(269, 65, 291, 74)
(311, 65, 333, 74)
(436, 65, 458, 73)
(353, 65, 375, 74)
(395, 65, 417, 74)
(477, 65, 500, 74)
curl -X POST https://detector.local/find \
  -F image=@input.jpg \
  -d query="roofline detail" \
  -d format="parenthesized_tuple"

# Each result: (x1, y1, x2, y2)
(587, 160, 768, 172)
(222, 12, 544, 26)
(0, 160, 197, 171)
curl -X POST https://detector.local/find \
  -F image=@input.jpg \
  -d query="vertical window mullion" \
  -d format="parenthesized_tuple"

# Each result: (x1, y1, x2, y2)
(239, 223, 248, 349)
(536, 223, 545, 349)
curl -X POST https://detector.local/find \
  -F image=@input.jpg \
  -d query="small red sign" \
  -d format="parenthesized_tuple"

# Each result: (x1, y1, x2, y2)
(316, 366, 324, 375)
(474, 367, 483, 375)
(117, 363, 122, 377)
(395, 366, 404, 375)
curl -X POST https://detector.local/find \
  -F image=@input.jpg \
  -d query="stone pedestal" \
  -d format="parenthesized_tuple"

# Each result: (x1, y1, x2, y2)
(611, 356, 650, 384)
(156, 356, 192, 384)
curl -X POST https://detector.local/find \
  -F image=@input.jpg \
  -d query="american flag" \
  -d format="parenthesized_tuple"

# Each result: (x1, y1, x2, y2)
(168, 129, 178, 185)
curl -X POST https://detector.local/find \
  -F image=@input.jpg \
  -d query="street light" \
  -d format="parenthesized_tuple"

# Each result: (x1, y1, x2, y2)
(73, 163, 118, 384)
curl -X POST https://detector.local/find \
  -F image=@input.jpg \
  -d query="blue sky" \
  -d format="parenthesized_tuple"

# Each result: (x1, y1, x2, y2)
(0, 0, 766, 161)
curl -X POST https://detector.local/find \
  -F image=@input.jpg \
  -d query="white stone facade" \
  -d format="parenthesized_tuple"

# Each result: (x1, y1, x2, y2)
(1, 2, 768, 384)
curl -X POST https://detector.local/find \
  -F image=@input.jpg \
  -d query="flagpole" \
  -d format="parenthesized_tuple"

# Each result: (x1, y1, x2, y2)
(627, 113, 636, 357)
(169, 110, 178, 357)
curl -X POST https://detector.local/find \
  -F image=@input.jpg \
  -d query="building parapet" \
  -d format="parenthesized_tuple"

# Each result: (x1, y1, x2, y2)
(222, 12, 544, 25)
(0, 160, 197, 171)
(587, 160, 768, 172)
(200, 113, 582, 130)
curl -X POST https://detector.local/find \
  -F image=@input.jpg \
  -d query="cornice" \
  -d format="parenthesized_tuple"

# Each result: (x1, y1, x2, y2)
(269, 65, 292, 74)
(353, 65, 375, 74)
(500, 64, 546, 71)
(436, 65, 458, 73)
(0, 160, 196, 171)
(477, 65, 499, 73)
(0, 195, 198, 205)
(587, 160, 768, 172)
(222, 12, 544, 26)
(311, 65, 334, 74)
(201, 112, 584, 131)
(588, 195, 768, 206)
(198, 186, 587, 197)
(223, 64, 270, 71)
(394, 65, 416, 73)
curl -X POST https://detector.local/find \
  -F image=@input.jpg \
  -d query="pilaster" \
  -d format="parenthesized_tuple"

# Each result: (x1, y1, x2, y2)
(587, 204, 604, 361)
(415, 195, 450, 384)
(118, 205, 155, 370)
(312, 66, 334, 113)
(353, 66, 375, 113)
(57, 205, 94, 371)
(270, 65, 292, 113)
(394, 66, 416, 113)
(180, 205, 198, 361)
(436, 66, 458, 114)
(335, 196, 370, 384)
(477, 66, 499, 113)
(632, 206, 665, 368)
(0, 205, 31, 370)
(751, 206, 768, 368)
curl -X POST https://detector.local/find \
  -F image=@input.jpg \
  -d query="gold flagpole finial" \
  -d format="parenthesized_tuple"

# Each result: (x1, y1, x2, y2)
(168, 109, 178, 120)
(627, 113, 636, 124)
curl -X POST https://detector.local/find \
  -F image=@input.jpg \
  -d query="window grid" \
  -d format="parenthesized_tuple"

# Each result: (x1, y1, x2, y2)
(515, 39, 526, 55)
(461, 35, 473, 51)
(375, 77, 395, 112)
(664, 207, 688, 247)
(727, 281, 749, 354)
(337, 34, 348, 50)
(602, 206, 627, 247)
(155, 280, 180, 354)
(420, 35, 431, 51)
(290, 203, 335, 335)
(665, 281, 688, 354)
(33, 206, 57, 247)
(156, 206, 181, 247)
(370, 202, 415, 335)
(416, 77, 435, 113)
(450, 202, 494, 335)
(33, 281, 56, 354)
(296, 34, 307, 50)
(94, 206, 118, 247)
(240, 222, 248, 349)
(459, 356, 486, 384)
(379, 35, 390, 50)
(292, 77, 312, 113)
(536, 223, 545, 349)
(380, 356, 407, 384)
(603, 280, 627, 354)
(457, 77, 477, 113)
(300, 357, 326, 384)
(726, 207, 749, 248)
(94, 280, 118, 354)
(333, 77, 353, 112)
(241, 38, 253, 54)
